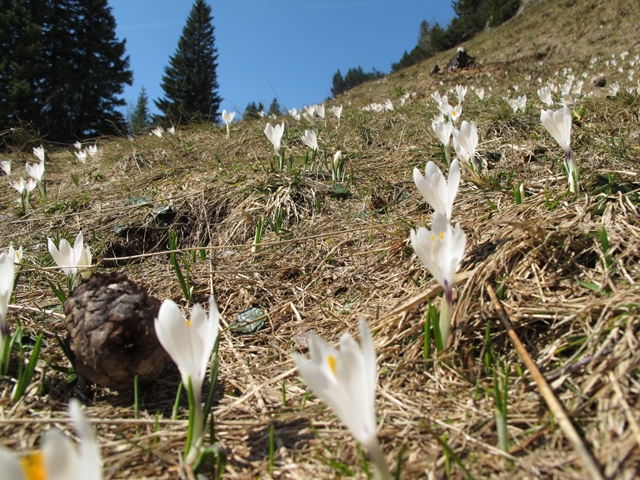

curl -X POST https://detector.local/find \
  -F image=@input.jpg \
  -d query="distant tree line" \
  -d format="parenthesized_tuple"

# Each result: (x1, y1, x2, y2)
(392, 0, 521, 72)
(331, 67, 385, 97)
(242, 98, 282, 120)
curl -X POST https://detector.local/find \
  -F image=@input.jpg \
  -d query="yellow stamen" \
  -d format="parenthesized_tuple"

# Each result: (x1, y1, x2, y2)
(430, 234, 435, 241)
(186, 318, 191, 328)
(439, 231, 444, 240)
(20, 452, 46, 480)
(327, 355, 337, 376)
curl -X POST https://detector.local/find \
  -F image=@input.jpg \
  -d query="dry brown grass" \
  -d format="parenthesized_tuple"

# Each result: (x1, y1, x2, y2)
(2, 0, 640, 478)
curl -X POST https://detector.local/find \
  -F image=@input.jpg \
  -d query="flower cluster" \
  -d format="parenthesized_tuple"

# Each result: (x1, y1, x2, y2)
(411, 160, 466, 349)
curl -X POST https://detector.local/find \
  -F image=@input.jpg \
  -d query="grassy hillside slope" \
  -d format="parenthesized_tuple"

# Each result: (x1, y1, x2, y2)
(1, 0, 639, 478)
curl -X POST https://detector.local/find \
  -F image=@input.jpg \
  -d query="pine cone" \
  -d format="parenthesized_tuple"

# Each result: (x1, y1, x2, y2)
(63, 272, 167, 390)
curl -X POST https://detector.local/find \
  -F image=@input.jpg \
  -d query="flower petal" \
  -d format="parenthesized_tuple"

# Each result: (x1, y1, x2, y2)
(69, 399, 102, 480)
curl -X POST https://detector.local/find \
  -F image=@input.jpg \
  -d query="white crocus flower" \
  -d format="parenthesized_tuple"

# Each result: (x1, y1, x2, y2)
(302, 110, 315, 124)
(332, 150, 346, 181)
(26, 178, 37, 194)
(473, 87, 485, 100)
(264, 122, 285, 156)
(301, 130, 318, 151)
(449, 103, 462, 123)
(11, 179, 34, 209)
(87, 145, 98, 157)
(0, 399, 102, 480)
(540, 105, 572, 154)
(8, 244, 23, 265)
(151, 127, 163, 138)
(288, 108, 301, 121)
(437, 99, 452, 118)
(222, 110, 235, 139)
(383, 99, 393, 111)
(432, 119, 453, 147)
(48, 231, 92, 282)
(315, 104, 325, 119)
(25, 157, 45, 199)
(11, 177, 27, 194)
(33, 146, 45, 163)
(537, 86, 553, 106)
(292, 318, 391, 480)
(571, 80, 583, 96)
(167, 126, 175, 135)
(452, 121, 479, 170)
(75, 150, 87, 163)
(455, 84, 467, 103)
(432, 119, 453, 164)
(74, 141, 82, 150)
(0, 253, 15, 347)
(540, 105, 578, 192)
(410, 212, 466, 347)
(413, 159, 460, 220)
(331, 105, 343, 124)
(155, 297, 220, 464)
(608, 82, 620, 96)
(560, 94, 573, 106)
(303, 105, 315, 118)
(77, 245, 92, 280)
(25, 159, 44, 183)
(1, 161, 10, 175)
(508, 95, 526, 113)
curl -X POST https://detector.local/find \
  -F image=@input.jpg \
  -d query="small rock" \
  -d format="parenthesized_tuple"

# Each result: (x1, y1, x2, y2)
(445, 48, 475, 71)
(64, 272, 167, 390)
(592, 75, 606, 87)
(430, 64, 440, 75)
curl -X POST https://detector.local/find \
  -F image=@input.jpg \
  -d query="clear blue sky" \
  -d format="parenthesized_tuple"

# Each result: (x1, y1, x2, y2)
(109, 0, 454, 118)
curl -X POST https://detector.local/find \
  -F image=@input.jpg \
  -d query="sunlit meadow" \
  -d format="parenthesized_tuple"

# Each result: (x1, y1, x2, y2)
(1, 0, 640, 478)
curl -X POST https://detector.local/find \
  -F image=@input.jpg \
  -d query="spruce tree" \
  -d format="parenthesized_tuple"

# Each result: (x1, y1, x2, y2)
(331, 70, 348, 97)
(243, 101, 264, 120)
(267, 98, 281, 117)
(39, 0, 132, 140)
(0, 0, 46, 132)
(0, 0, 132, 141)
(155, 0, 221, 124)
(130, 86, 151, 134)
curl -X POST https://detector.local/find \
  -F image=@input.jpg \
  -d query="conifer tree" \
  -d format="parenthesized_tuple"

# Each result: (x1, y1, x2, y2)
(39, 0, 132, 140)
(0, 0, 132, 141)
(331, 70, 348, 97)
(130, 86, 151, 134)
(155, 0, 221, 124)
(243, 101, 264, 120)
(267, 98, 282, 117)
(0, 0, 46, 132)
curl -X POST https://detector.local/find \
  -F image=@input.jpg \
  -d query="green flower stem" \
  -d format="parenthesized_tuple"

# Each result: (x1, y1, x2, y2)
(366, 438, 392, 480)
(185, 376, 205, 465)
(438, 295, 453, 350)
